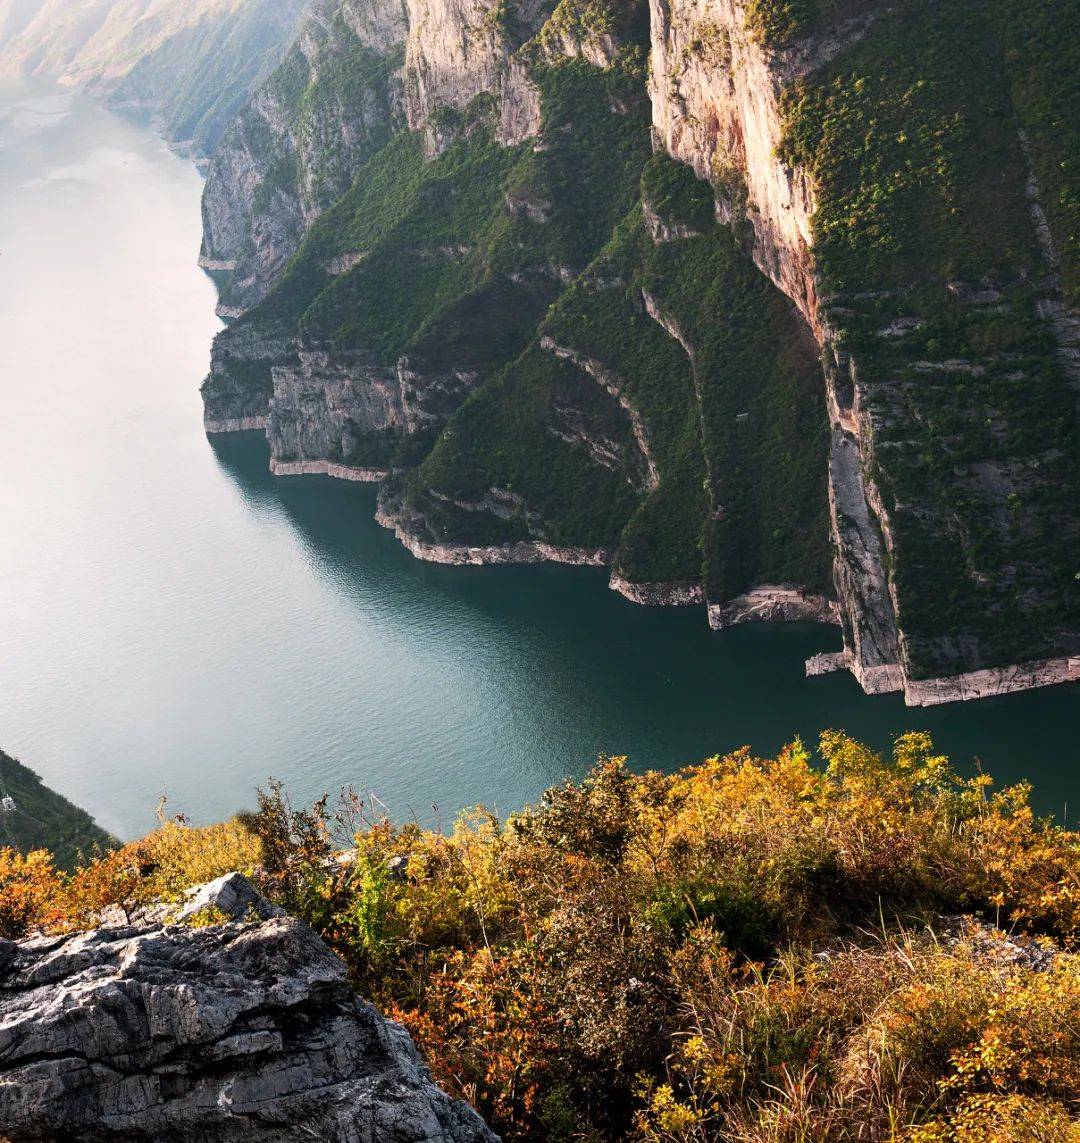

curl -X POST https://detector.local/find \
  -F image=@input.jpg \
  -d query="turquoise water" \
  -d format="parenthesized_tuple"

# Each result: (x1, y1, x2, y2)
(0, 82, 1076, 841)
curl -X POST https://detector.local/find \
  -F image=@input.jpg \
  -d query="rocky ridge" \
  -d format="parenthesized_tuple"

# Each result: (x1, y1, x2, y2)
(0, 873, 497, 1142)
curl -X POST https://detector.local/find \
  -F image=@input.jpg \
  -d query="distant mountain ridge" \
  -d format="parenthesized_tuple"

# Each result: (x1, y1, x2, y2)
(0, 0, 306, 152)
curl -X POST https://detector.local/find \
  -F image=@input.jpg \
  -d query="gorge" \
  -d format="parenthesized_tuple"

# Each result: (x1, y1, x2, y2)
(4, 0, 1077, 709)
(193, 0, 1079, 707)
(2, 4, 1080, 1134)
(0, 79, 1076, 849)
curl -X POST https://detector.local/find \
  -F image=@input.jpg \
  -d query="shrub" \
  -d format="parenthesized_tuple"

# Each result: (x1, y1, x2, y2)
(5, 733, 1079, 1139)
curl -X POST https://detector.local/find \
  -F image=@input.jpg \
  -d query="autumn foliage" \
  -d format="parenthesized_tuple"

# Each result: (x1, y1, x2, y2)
(2, 732, 1079, 1140)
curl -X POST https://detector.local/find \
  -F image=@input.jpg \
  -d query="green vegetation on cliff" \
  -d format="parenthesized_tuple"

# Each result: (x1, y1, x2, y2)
(0, 749, 115, 871)
(412, 150, 828, 592)
(4, 734, 1079, 1140)
(204, 0, 1078, 678)
(217, 25, 831, 598)
(780, 0, 1080, 676)
(995, 0, 1080, 305)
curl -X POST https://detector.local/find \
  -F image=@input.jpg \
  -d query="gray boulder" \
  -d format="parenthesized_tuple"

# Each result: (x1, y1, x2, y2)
(0, 875, 498, 1142)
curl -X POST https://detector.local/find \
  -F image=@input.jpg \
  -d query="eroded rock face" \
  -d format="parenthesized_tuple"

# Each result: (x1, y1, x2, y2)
(0, 876, 498, 1143)
(648, 0, 906, 692)
(268, 347, 405, 466)
(201, 0, 409, 312)
(403, 0, 554, 149)
(202, 324, 297, 431)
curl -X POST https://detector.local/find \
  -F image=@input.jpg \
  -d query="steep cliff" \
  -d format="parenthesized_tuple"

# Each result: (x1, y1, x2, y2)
(196, 0, 1079, 704)
(644, 0, 1080, 699)
(202, 0, 832, 617)
(201, 0, 409, 312)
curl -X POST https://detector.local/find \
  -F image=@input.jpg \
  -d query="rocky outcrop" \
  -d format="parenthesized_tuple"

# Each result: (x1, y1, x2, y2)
(708, 585, 839, 629)
(825, 417, 904, 695)
(903, 656, 1080, 707)
(647, 0, 877, 329)
(270, 459, 391, 480)
(268, 348, 405, 466)
(1020, 127, 1080, 404)
(0, 875, 497, 1142)
(642, 197, 701, 244)
(404, 0, 554, 150)
(259, 345, 488, 467)
(205, 415, 269, 434)
(540, 336, 660, 491)
(609, 576, 704, 605)
(202, 325, 297, 431)
(376, 495, 609, 566)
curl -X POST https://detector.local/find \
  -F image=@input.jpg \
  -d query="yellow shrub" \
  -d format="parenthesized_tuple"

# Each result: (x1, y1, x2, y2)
(0, 848, 62, 938)
(5, 733, 1079, 1142)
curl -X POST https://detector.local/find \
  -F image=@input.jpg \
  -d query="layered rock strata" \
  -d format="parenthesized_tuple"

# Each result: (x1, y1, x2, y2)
(708, 587, 839, 630)
(0, 874, 496, 1142)
(376, 496, 610, 567)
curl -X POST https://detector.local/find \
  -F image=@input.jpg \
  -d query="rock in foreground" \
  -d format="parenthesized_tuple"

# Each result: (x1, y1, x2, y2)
(0, 877, 497, 1142)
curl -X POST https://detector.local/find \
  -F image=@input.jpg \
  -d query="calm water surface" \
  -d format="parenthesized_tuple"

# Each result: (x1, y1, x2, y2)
(1, 82, 1076, 840)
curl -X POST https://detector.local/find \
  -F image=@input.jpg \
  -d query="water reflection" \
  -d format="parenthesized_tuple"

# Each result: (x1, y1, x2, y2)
(208, 434, 1079, 825)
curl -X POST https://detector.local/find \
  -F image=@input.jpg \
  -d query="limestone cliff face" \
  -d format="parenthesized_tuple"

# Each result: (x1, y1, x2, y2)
(201, 0, 624, 459)
(647, 0, 876, 328)
(201, 0, 556, 314)
(648, 0, 907, 693)
(202, 324, 295, 432)
(648, 0, 1080, 700)
(201, 0, 409, 312)
(0, 874, 497, 1142)
(404, 0, 553, 149)
(268, 347, 404, 466)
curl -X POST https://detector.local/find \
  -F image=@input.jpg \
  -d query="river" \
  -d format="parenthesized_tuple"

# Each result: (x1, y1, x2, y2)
(0, 81, 1076, 840)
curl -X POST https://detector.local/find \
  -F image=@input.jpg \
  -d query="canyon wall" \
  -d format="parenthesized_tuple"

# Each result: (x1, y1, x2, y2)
(196, 0, 1078, 705)
(201, 0, 410, 313)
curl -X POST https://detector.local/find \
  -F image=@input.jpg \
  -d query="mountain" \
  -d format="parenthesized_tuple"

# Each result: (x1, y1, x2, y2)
(6, 0, 1076, 706)
(0, 748, 115, 870)
(0, 0, 306, 153)
(198, 0, 1080, 707)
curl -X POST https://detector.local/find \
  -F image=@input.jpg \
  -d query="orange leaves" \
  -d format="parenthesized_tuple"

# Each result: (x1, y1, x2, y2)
(393, 944, 558, 1131)
(3, 734, 1079, 1140)
(0, 847, 62, 938)
(0, 815, 260, 938)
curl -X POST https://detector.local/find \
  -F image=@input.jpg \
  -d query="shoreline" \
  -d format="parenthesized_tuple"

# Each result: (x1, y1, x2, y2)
(805, 648, 1080, 707)
(269, 458, 389, 482)
(202, 429, 1079, 710)
(236, 447, 1080, 708)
